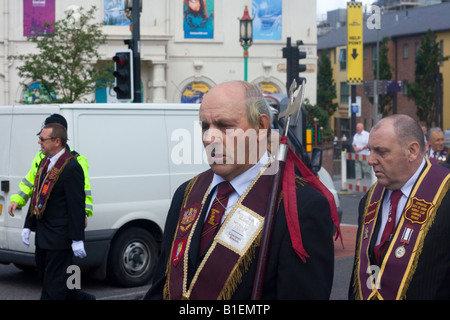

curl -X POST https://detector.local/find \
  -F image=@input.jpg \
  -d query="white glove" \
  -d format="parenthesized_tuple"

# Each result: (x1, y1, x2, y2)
(72, 240, 87, 258)
(21, 228, 30, 247)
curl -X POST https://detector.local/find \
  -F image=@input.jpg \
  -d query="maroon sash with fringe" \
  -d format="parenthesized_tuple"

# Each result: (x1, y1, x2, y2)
(355, 160, 450, 300)
(30, 149, 74, 219)
(165, 167, 275, 300)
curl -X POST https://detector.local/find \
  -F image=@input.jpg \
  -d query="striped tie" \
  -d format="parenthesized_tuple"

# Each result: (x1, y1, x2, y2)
(199, 181, 234, 254)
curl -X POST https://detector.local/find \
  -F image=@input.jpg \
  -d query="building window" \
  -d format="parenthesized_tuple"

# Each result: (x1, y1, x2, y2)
(340, 81, 349, 104)
(403, 43, 409, 59)
(339, 49, 347, 70)
(372, 46, 378, 70)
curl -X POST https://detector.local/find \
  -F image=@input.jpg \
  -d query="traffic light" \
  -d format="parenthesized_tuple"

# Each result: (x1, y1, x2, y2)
(113, 49, 134, 101)
(282, 37, 307, 92)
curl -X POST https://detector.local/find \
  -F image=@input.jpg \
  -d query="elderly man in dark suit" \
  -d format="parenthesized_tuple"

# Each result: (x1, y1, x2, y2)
(349, 115, 450, 300)
(23, 123, 89, 300)
(427, 127, 449, 164)
(144, 81, 335, 300)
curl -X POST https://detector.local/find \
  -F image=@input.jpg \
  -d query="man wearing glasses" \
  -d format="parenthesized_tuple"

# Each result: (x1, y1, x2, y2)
(8, 114, 93, 223)
(23, 123, 89, 299)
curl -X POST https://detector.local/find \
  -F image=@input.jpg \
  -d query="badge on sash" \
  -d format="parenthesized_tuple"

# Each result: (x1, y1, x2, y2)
(404, 197, 433, 224)
(401, 225, 414, 245)
(218, 206, 263, 255)
(179, 205, 200, 235)
(172, 238, 187, 266)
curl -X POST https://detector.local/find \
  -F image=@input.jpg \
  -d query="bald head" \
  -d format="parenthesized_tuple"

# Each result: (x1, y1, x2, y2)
(372, 114, 426, 155)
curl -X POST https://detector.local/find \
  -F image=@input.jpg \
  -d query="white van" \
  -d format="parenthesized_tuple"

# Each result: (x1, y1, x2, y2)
(0, 103, 208, 287)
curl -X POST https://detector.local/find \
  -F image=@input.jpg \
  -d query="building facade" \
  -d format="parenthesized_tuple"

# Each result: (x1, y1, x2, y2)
(0, 0, 318, 106)
(318, 2, 450, 137)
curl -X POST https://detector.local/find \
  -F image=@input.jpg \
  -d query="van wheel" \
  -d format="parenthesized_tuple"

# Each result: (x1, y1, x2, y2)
(108, 227, 158, 287)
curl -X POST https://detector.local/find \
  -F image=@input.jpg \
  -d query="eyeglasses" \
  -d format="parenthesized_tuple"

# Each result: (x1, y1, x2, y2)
(38, 136, 56, 142)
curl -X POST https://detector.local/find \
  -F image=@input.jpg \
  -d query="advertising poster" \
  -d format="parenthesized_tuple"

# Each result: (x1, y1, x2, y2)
(183, 0, 214, 39)
(23, 82, 56, 104)
(104, 0, 131, 26)
(252, 0, 282, 40)
(181, 82, 211, 103)
(23, 0, 55, 36)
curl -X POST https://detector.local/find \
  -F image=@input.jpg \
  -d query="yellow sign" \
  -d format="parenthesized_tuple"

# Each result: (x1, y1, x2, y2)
(347, 2, 363, 84)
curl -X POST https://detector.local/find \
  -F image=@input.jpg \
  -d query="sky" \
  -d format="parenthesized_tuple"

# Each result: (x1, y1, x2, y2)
(317, 0, 373, 19)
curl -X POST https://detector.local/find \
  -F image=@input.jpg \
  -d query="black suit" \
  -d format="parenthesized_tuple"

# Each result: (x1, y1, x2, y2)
(349, 181, 450, 299)
(145, 175, 335, 300)
(25, 157, 85, 300)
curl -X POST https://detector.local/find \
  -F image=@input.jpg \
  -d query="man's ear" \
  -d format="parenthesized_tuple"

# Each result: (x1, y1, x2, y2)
(408, 141, 421, 161)
(257, 114, 271, 140)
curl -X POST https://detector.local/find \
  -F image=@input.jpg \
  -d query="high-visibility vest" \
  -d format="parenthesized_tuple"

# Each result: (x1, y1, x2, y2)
(10, 147, 93, 217)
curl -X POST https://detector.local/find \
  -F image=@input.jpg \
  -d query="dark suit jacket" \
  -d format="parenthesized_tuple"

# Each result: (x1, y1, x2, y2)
(25, 157, 85, 251)
(145, 175, 335, 300)
(349, 181, 450, 300)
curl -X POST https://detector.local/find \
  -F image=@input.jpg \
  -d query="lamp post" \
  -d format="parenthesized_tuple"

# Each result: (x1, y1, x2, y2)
(239, 6, 253, 81)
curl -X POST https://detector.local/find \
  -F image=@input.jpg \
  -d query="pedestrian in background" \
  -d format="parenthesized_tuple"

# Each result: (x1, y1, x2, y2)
(352, 122, 372, 187)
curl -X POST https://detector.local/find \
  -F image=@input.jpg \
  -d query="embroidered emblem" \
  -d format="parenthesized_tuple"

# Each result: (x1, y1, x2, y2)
(207, 208, 219, 225)
(363, 226, 369, 239)
(182, 207, 197, 225)
(404, 197, 433, 224)
(179, 206, 200, 235)
(172, 238, 187, 267)
(364, 201, 379, 224)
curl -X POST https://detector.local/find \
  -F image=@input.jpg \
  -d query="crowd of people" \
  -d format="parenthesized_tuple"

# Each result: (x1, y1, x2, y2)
(7, 80, 450, 300)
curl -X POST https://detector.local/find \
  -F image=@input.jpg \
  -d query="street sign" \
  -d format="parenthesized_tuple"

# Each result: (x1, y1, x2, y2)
(364, 80, 387, 97)
(364, 80, 404, 96)
(348, 96, 362, 117)
(347, 2, 363, 84)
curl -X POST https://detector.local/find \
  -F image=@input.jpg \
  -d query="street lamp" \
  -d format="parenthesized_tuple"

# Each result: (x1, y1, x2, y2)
(239, 6, 253, 81)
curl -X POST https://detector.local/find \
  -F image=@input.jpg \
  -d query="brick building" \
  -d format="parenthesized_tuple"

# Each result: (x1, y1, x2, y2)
(318, 2, 450, 138)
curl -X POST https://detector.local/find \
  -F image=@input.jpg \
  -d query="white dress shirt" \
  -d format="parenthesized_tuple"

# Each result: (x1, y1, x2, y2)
(206, 152, 270, 223)
(352, 130, 370, 156)
(46, 148, 65, 172)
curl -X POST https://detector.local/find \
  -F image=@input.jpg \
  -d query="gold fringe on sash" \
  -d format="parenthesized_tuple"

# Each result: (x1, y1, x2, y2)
(165, 159, 283, 300)
(398, 177, 450, 299)
(353, 168, 450, 300)
(163, 174, 202, 300)
(218, 231, 262, 300)
(352, 184, 378, 300)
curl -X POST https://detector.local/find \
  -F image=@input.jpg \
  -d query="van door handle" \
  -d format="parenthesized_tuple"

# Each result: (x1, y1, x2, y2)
(1, 180, 9, 193)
